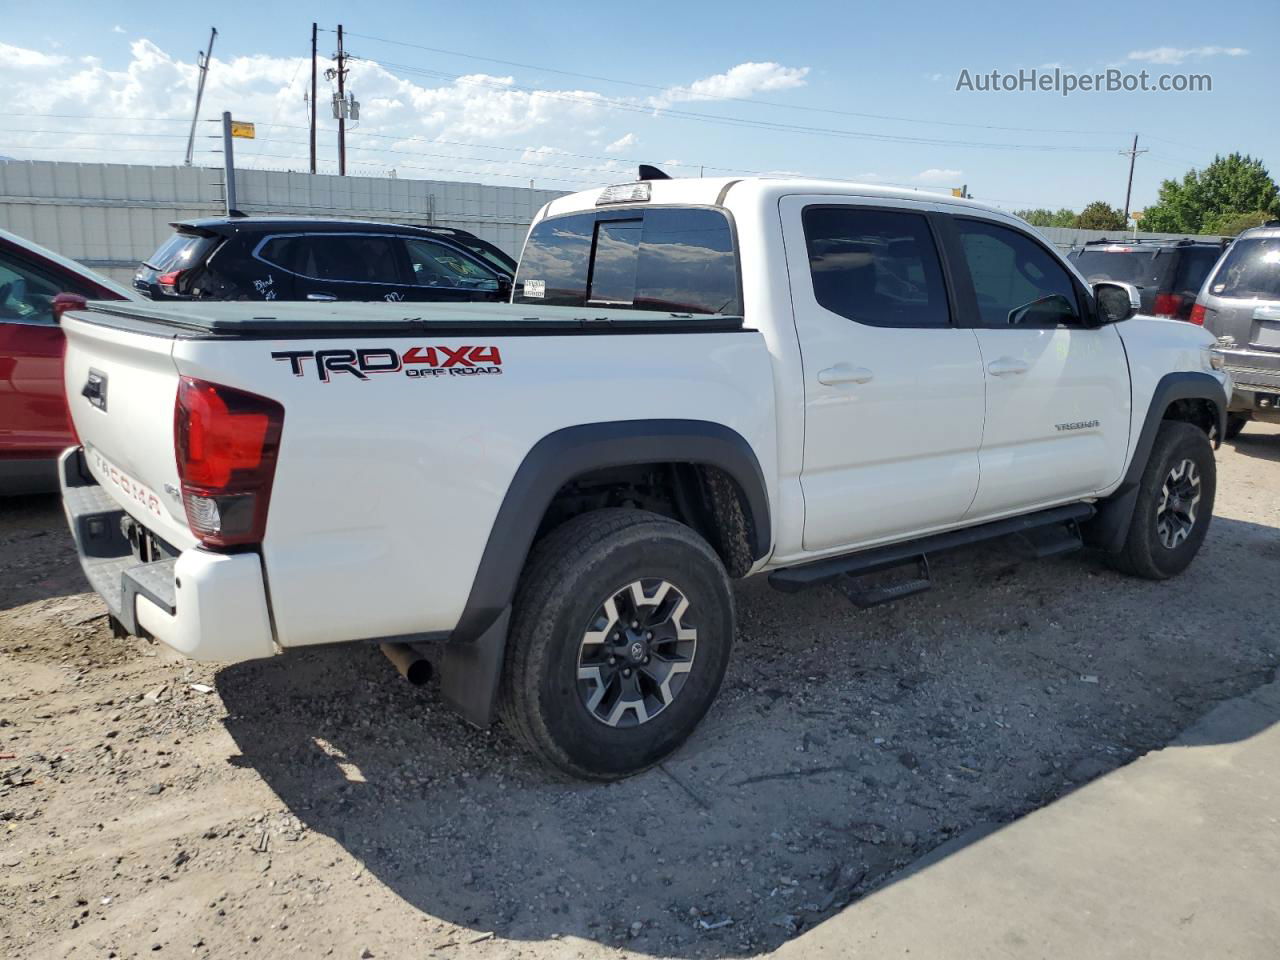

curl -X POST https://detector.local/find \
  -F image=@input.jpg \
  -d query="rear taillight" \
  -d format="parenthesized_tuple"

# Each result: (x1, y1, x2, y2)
(1153, 292, 1183, 318)
(1189, 303, 1207, 326)
(157, 269, 183, 293)
(174, 377, 284, 548)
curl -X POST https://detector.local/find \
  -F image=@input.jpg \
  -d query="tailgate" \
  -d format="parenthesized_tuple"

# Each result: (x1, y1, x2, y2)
(61, 312, 197, 550)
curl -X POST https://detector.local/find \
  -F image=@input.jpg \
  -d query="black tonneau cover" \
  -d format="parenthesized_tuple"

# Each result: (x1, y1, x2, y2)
(73, 300, 746, 339)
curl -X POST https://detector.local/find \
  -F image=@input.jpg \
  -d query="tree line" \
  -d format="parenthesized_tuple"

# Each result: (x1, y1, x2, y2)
(1015, 153, 1279, 237)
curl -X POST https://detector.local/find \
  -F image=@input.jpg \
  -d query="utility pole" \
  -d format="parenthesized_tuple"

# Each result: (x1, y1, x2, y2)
(221, 112, 237, 215)
(336, 24, 346, 177)
(1121, 134, 1148, 222)
(309, 23, 317, 175)
(184, 27, 217, 166)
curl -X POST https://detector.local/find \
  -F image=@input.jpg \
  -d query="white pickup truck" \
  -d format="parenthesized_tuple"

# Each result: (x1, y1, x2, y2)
(58, 175, 1231, 778)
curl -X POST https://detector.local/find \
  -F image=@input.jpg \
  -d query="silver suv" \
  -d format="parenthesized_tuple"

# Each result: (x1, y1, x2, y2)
(1196, 221, 1280, 438)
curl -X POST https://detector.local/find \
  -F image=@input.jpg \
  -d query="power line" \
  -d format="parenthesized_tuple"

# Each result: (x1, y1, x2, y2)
(333, 28, 1122, 137)
(357, 56, 1121, 154)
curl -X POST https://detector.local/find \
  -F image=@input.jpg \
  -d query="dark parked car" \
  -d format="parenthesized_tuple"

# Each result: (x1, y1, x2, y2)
(1067, 237, 1227, 323)
(134, 217, 517, 303)
(1194, 221, 1280, 438)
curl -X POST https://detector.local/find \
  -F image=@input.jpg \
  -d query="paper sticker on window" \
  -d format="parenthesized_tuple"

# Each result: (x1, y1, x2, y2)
(523, 279, 546, 299)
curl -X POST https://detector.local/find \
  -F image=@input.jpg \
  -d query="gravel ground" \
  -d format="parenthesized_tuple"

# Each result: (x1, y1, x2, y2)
(2, 425, 1278, 960)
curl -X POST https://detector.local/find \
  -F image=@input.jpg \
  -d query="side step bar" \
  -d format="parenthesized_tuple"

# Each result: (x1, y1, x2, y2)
(769, 502, 1095, 594)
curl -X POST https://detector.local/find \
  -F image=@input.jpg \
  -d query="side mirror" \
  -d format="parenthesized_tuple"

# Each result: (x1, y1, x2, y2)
(1092, 280, 1139, 324)
(51, 291, 88, 324)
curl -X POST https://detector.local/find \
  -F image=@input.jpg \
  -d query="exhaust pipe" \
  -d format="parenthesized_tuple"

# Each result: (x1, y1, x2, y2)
(380, 642, 434, 685)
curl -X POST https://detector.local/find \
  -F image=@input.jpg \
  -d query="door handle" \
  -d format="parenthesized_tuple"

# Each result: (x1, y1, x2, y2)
(306, 293, 337, 302)
(987, 357, 1029, 377)
(817, 364, 874, 385)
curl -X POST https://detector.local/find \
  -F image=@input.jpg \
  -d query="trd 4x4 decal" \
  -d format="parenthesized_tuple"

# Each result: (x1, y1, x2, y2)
(272, 345, 503, 382)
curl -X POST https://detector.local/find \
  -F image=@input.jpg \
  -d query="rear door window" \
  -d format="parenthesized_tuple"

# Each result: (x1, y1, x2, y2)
(260, 234, 406, 285)
(802, 206, 951, 327)
(1210, 238, 1280, 299)
(515, 208, 740, 314)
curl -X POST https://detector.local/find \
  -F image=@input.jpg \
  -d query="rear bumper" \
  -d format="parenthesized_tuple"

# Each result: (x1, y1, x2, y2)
(59, 447, 277, 662)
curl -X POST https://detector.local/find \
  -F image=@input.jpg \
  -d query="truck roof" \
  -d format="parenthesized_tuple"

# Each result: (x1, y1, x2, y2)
(540, 176, 1015, 221)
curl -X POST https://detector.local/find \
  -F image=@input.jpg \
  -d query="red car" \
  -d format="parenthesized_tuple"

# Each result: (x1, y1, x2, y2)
(0, 227, 136, 494)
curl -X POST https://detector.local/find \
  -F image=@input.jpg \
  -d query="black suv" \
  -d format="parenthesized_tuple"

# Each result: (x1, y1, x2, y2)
(1066, 237, 1227, 323)
(134, 217, 516, 303)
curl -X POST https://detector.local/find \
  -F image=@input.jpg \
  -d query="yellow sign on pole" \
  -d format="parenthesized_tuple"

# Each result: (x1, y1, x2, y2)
(230, 121, 256, 139)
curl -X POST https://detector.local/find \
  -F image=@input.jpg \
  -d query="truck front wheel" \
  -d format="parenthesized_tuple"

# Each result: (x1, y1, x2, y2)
(499, 509, 734, 779)
(1110, 420, 1217, 580)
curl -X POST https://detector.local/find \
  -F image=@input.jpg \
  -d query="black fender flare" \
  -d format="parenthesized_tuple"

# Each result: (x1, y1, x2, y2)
(1085, 371, 1226, 554)
(436, 419, 771, 726)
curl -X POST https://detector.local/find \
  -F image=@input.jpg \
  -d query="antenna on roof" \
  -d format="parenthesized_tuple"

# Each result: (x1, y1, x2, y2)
(638, 164, 671, 181)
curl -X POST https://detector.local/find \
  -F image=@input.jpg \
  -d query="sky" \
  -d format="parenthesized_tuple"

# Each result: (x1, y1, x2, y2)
(0, 0, 1275, 214)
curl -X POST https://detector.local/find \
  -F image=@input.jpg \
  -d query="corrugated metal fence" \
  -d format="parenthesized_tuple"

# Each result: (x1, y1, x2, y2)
(0, 160, 1228, 283)
(0, 160, 566, 283)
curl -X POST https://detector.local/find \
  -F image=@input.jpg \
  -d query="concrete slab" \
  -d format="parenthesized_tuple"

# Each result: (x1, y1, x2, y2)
(774, 675, 1280, 959)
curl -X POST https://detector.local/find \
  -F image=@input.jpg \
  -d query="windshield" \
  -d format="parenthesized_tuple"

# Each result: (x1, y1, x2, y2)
(1210, 237, 1280, 300)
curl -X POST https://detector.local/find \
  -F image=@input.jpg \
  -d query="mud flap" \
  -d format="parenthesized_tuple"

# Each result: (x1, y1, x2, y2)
(436, 607, 511, 728)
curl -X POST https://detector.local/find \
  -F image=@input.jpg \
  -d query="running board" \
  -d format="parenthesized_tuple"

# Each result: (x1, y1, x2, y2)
(837, 556, 932, 609)
(769, 502, 1096, 594)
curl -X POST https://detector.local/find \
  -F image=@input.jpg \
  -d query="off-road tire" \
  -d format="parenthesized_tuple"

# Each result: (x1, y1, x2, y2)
(1109, 421, 1216, 580)
(499, 509, 735, 780)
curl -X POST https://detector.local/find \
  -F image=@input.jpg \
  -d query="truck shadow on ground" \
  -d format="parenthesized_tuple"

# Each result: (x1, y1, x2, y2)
(1229, 430, 1280, 463)
(216, 516, 1280, 958)
(0, 493, 93, 613)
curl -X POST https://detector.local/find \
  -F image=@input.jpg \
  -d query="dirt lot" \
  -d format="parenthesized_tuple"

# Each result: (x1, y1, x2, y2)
(2, 426, 1278, 960)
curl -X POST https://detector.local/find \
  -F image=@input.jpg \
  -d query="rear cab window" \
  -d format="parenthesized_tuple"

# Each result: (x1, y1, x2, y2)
(514, 207, 740, 315)
(1210, 237, 1280, 300)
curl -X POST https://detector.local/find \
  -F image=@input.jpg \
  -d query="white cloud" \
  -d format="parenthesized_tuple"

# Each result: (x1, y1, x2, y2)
(915, 168, 963, 184)
(0, 38, 629, 185)
(1126, 45, 1248, 65)
(0, 40, 802, 190)
(112, 25, 126, 34)
(604, 133, 637, 154)
(0, 41, 67, 68)
(652, 62, 809, 108)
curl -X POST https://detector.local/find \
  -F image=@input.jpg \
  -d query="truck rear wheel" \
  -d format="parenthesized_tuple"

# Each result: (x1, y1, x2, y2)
(499, 509, 734, 780)
(1109, 421, 1216, 580)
